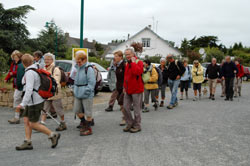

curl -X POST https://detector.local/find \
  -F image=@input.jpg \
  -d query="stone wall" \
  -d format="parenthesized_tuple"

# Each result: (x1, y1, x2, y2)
(0, 88, 74, 110)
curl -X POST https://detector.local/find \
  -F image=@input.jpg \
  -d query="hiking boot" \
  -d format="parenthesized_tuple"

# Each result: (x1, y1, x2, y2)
(123, 125, 132, 132)
(153, 102, 158, 110)
(167, 105, 174, 109)
(91, 119, 95, 126)
(77, 122, 84, 129)
(49, 133, 61, 148)
(221, 95, 224, 98)
(142, 107, 150, 113)
(105, 106, 113, 112)
(130, 128, 141, 133)
(160, 101, 164, 107)
(120, 119, 126, 126)
(16, 140, 33, 151)
(209, 94, 212, 99)
(8, 118, 20, 124)
(173, 102, 178, 107)
(230, 98, 234, 101)
(225, 98, 229, 101)
(211, 95, 215, 100)
(193, 97, 198, 101)
(56, 122, 67, 131)
(80, 126, 92, 136)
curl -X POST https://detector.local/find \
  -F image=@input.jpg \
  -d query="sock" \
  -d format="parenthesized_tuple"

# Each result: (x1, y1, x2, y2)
(25, 139, 31, 143)
(41, 121, 46, 125)
(49, 132, 55, 138)
(80, 117, 86, 123)
(15, 112, 20, 119)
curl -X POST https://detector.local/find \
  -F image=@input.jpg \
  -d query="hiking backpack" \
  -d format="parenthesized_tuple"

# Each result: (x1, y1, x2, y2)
(27, 68, 58, 99)
(52, 66, 68, 87)
(155, 67, 163, 86)
(85, 65, 102, 92)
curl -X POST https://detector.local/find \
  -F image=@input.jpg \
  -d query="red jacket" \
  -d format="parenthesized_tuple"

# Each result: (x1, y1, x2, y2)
(236, 64, 244, 78)
(124, 58, 144, 95)
(5, 61, 19, 88)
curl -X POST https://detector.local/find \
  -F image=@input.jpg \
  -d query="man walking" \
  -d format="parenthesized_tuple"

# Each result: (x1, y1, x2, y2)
(123, 47, 144, 133)
(16, 54, 60, 150)
(166, 54, 185, 109)
(205, 58, 221, 100)
(221, 56, 238, 101)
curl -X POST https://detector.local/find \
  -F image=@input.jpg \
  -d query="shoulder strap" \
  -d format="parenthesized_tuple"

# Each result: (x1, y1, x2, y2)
(175, 60, 180, 71)
(52, 66, 56, 76)
(85, 65, 93, 75)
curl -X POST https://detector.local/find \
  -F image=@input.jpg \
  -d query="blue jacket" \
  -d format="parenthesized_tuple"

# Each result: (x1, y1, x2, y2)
(74, 62, 96, 99)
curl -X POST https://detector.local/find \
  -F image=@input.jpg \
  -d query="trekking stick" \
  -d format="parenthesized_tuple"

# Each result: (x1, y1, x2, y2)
(42, 110, 60, 125)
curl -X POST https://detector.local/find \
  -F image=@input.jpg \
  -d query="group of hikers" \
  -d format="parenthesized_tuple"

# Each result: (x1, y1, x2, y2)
(4, 47, 244, 151)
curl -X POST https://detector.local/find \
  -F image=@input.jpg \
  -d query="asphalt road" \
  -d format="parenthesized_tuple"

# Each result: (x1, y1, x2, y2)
(0, 84, 250, 166)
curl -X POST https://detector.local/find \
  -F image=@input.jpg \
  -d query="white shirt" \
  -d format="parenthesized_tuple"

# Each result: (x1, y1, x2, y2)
(21, 64, 44, 107)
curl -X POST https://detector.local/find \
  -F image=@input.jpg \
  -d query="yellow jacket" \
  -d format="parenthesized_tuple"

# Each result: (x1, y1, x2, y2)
(144, 65, 159, 90)
(44, 63, 62, 100)
(192, 63, 204, 84)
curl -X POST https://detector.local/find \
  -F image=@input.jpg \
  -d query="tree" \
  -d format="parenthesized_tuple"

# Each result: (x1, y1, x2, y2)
(205, 47, 225, 63)
(180, 38, 190, 57)
(0, 49, 9, 73)
(189, 36, 219, 50)
(0, 3, 34, 54)
(187, 50, 201, 64)
(36, 20, 67, 59)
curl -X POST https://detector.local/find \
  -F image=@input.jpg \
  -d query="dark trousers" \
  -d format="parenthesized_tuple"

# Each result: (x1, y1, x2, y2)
(180, 80, 189, 92)
(225, 77, 234, 99)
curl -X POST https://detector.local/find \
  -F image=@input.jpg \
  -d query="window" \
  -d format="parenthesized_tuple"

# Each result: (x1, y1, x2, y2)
(142, 38, 151, 47)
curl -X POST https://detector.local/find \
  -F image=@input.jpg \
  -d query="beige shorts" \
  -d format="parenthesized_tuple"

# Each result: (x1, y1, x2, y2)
(43, 99, 64, 117)
(13, 89, 23, 108)
(73, 98, 93, 117)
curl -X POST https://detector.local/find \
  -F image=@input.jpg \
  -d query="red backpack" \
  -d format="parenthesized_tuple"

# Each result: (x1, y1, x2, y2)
(27, 68, 58, 99)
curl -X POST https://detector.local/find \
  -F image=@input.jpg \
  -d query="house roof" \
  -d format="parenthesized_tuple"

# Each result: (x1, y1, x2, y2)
(66, 35, 108, 50)
(66, 37, 95, 49)
(102, 26, 182, 57)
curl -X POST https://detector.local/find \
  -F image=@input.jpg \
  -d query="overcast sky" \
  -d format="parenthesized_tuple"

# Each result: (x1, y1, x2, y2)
(2, 0, 250, 47)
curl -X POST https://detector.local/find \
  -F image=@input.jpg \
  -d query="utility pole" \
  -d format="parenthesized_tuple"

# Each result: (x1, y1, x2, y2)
(80, 0, 84, 48)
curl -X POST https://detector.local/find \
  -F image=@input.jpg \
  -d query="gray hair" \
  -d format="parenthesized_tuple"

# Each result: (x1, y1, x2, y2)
(160, 58, 166, 63)
(44, 52, 55, 62)
(124, 47, 135, 55)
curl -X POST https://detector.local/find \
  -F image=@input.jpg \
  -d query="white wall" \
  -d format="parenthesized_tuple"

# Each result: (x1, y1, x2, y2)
(106, 29, 181, 59)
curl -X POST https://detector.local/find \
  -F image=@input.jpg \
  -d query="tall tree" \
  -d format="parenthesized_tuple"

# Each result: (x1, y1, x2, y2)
(36, 20, 67, 59)
(0, 3, 34, 54)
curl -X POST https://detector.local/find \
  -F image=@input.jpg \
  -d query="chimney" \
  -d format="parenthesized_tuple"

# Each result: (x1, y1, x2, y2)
(148, 25, 152, 29)
(65, 32, 70, 38)
(92, 40, 96, 44)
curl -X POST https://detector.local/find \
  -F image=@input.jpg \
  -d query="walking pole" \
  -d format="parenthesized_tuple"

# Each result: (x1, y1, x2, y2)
(42, 110, 60, 125)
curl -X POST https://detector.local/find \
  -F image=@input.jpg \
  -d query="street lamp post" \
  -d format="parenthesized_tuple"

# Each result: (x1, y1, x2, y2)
(45, 22, 58, 58)
(80, 0, 84, 48)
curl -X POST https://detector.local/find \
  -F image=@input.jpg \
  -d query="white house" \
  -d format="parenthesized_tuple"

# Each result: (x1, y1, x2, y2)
(103, 26, 182, 60)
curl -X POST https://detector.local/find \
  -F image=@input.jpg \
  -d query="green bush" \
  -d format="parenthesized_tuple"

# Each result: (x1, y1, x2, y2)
(205, 47, 225, 63)
(88, 57, 110, 69)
